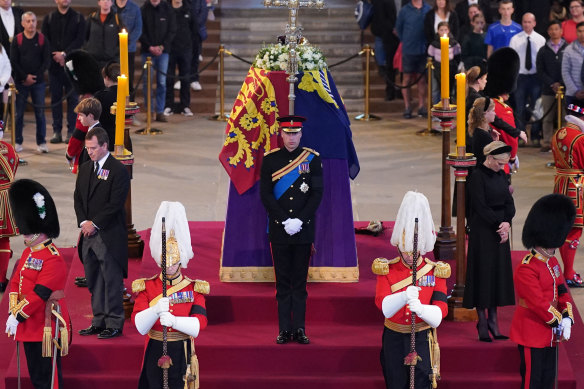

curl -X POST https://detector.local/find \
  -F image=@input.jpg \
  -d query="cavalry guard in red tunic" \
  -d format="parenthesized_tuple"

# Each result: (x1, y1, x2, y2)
(0, 134, 19, 292)
(5, 179, 70, 389)
(372, 191, 449, 389)
(551, 103, 584, 287)
(511, 194, 576, 388)
(132, 201, 208, 389)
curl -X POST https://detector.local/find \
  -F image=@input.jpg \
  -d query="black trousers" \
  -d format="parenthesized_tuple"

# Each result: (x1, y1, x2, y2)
(271, 243, 312, 332)
(380, 327, 432, 389)
(23, 341, 62, 389)
(165, 49, 192, 110)
(518, 345, 557, 389)
(138, 339, 190, 389)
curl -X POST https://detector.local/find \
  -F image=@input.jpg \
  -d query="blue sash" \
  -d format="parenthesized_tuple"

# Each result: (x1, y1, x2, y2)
(273, 153, 314, 200)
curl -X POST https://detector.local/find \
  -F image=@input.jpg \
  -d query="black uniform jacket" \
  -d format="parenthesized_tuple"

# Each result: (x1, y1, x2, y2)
(260, 146, 323, 245)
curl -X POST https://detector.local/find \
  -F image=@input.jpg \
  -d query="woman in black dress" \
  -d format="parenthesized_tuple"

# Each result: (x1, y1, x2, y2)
(463, 141, 516, 342)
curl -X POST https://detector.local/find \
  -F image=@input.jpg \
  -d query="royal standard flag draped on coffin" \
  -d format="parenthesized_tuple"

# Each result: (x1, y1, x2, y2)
(219, 67, 359, 195)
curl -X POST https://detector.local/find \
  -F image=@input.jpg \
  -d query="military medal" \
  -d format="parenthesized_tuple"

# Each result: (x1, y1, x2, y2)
(553, 265, 561, 278)
(24, 256, 43, 271)
(298, 162, 310, 174)
(98, 169, 110, 180)
(418, 275, 435, 287)
(300, 182, 309, 193)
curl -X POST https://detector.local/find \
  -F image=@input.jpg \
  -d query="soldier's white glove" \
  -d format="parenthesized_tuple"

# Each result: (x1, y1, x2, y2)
(404, 285, 419, 303)
(561, 317, 572, 341)
(283, 218, 303, 235)
(5, 314, 18, 338)
(408, 299, 443, 328)
(154, 297, 170, 314)
(381, 286, 416, 319)
(134, 297, 170, 335)
(172, 316, 201, 338)
(159, 311, 177, 327)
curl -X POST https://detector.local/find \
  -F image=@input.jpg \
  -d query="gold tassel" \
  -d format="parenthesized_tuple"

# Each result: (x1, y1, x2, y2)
(60, 327, 69, 356)
(42, 327, 53, 358)
(192, 353, 200, 389)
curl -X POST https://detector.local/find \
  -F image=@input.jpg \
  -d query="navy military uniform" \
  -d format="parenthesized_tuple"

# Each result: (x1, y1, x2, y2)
(259, 115, 323, 344)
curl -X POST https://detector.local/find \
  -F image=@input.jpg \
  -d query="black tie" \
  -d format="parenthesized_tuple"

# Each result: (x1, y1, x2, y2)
(525, 36, 532, 71)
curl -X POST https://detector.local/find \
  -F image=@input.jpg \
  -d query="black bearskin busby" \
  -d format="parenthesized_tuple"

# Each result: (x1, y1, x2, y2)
(522, 194, 575, 249)
(484, 47, 520, 98)
(65, 50, 105, 96)
(8, 179, 60, 238)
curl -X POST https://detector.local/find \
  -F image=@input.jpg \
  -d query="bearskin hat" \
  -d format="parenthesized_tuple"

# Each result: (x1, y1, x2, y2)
(484, 47, 520, 98)
(8, 179, 60, 238)
(65, 50, 105, 96)
(150, 201, 193, 269)
(522, 194, 575, 249)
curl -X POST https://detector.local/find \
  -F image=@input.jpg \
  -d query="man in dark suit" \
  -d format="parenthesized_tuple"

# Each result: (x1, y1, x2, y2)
(259, 115, 323, 345)
(0, 0, 23, 57)
(74, 126, 130, 339)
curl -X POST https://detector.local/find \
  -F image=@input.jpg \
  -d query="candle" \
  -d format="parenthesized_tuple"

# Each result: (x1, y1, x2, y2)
(456, 72, 466, 149)
(440, 34, 449, 102)
(115, 75, 127, 147)
(119, 29, 129, 96)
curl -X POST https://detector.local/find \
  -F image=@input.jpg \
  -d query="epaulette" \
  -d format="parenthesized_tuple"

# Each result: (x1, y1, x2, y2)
(432, 260, 451, 279)
(48, 244, 59, 256)
(521, 253, 534, 265)
(131, 274, 158, 293)
(264, 148, 280, 156)
(372, 257, 399, 275)
(302, 147, 320, 156)
(185, 276, 210, 295)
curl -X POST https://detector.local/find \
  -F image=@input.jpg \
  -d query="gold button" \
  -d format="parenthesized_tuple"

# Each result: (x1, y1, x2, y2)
(290, 185, 293, 188)
(170, 309, 173, 313)
(290, 197, 293, 200)
(289, 160, 292, 162)
(406, 312, 409, 315)
(405, 319, 409, 322)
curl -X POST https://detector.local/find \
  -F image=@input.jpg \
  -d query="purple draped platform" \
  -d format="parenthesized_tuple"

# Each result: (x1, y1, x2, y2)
(220, 159, 358, 282)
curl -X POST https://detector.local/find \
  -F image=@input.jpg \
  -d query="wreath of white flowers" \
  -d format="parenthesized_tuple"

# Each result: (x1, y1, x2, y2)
(32, 192, 46, 220)
(253, 42, 328, 72)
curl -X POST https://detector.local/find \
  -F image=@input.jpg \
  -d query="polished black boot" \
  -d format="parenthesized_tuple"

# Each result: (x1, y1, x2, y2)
(487, 307, 509, 340)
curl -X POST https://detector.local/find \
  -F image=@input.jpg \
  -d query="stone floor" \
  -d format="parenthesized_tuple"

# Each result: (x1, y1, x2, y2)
(3, 104, 584, 316)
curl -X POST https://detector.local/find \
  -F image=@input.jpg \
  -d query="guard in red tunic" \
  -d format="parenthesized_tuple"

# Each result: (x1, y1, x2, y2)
(551, 103, 584, 287)
(492, 95, 518, 173)
(373, 191, 449, 389)
(0, 137, 19, 292)
(5, 179, 70, 389)
(511, 194, 576, 389)
(132, 201, 208, 389)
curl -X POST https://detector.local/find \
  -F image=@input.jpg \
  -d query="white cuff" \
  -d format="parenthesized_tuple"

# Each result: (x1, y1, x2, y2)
(172, 317, 200, 338)
(134, 307, 159, 335)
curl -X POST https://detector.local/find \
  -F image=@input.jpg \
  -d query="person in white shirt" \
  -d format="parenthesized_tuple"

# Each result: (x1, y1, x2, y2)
(509, 12, 546, 145)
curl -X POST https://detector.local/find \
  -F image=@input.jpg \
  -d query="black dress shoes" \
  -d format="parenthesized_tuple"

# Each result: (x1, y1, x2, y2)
(74, 277, 87, 287)
(0, 281, 6, 293)
(276, 330, 291, 344)
(97, 328, 123, 339)
(293, 328, 310, 344)
(79, 325, 105, 336)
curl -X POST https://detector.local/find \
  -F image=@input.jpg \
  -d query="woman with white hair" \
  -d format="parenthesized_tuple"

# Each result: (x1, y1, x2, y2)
(372, 191, 450, 389)
(463, 141, 516, 342)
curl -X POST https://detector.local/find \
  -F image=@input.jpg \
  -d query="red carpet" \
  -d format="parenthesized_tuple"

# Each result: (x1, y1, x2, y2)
(0, 222, 581, 388)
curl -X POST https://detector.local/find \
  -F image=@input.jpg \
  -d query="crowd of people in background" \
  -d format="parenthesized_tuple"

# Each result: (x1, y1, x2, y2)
(370, 0, 584, 153)
(0, 0, 213, 154)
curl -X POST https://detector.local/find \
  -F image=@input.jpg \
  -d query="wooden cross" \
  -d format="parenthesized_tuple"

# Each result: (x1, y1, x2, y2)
(263, 0, 325, 114)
